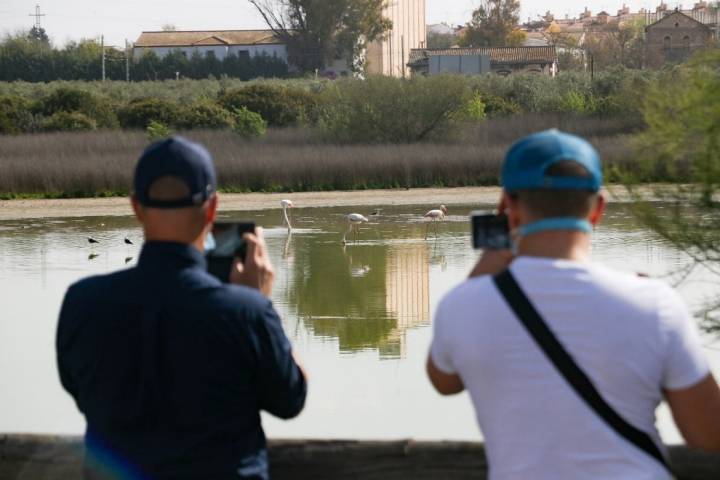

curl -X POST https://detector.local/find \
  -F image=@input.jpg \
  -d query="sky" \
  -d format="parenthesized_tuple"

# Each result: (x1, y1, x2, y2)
(0, 0, 682, 47)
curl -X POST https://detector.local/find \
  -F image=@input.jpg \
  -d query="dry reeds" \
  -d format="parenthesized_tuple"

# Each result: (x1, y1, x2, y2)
(0, 115, 635, 198)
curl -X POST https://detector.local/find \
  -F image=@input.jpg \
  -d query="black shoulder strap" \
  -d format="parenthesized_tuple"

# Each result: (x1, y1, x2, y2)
(492, 269, 671, 472)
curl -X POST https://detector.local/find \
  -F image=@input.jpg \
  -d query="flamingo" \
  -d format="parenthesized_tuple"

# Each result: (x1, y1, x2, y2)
(343, 213, 369, 244)
(424, 205, 448, 239)
(280, 199, 294, 232)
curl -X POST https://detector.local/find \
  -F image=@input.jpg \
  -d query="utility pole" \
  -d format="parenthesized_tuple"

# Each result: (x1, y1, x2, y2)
(28, 4, 46, 30)
(101, 35, 106, 82)
(125, 39, 130, 82)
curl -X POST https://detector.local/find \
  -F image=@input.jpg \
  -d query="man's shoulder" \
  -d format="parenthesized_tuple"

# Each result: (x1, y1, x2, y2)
(66, 268, 134, 300)
(208, 282, 272, 314)
(438, 275, 498, 313)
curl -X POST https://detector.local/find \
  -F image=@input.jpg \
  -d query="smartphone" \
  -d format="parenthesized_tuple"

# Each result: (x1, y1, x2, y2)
(471, 212, 511, 250)
(206, 222, 256, 282)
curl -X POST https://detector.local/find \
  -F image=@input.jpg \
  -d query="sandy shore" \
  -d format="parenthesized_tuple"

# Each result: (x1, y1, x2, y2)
(0, 187, 508, 221)
(0, 186, 642, 221)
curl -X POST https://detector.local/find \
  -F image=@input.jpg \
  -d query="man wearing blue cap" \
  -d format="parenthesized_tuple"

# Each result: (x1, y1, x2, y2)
(427, 130, 720, 479)
(57, 137, 307, 479)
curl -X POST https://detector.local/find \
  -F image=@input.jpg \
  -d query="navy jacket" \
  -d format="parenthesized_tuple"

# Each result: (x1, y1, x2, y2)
(57, 242, 306, 479)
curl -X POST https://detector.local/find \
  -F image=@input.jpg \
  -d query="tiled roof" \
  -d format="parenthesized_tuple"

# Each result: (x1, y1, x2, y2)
(408, 46, 558, 66)
(135, 30, 282, 48)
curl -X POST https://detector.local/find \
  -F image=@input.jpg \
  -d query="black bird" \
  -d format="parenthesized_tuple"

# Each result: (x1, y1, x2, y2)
(88, 253, 100, 260)
(125, 257, 133, 264)
(88, 237, 99, 244)
(124, 237, 134, 245)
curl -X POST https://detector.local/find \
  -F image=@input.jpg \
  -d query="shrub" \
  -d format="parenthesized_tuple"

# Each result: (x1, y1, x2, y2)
(118, 97, 180, 129)
(319, 75, 472, 143)
(42, 111, 97, 132)
(0, 95, 34, 134)
(35, 87, 118, 128)
(481, 94, 521, 117)
(233, 107, 267, 138)
(146, 121, 171, 141)
(463, 92, 486, 121)
(177, 100, 234, 130)
(219, 84, 318, 127)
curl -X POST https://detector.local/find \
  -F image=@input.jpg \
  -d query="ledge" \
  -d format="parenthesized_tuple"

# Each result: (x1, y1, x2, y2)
(1, 435, 719, 479)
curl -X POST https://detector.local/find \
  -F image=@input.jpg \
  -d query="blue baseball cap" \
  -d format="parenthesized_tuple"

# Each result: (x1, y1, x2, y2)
(502, 129, 602, 193)
(133, 137, 217, 208)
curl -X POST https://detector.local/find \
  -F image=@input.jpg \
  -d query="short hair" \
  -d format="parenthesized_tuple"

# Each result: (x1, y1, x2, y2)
(512, 161, 598, 219)
(147, 175, 192, 202)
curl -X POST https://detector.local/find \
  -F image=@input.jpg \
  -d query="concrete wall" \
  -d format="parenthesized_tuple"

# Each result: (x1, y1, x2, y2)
(367, 0, 427, 77)
(2, 435, 720, 480)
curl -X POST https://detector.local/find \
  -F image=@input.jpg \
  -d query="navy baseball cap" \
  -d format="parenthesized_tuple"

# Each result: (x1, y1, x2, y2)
(133, 137, 217, 208)
(502, 129, 602, 193)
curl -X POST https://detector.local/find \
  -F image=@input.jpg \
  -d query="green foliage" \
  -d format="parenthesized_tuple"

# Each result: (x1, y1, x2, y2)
(232, 107, 267, 138)
(42, 111, 97, 132)
(623, 49, 720, 331)
(319, 75, 473, 143)
(459, 0, 523, 47)
(146, 121, 172, 141)
(35, 87, 118, 128)
(219, 84, 319, 127)
(464, 92, 487, 121)
(118, 97, 180, 129)
(0, 95, 34, 134)
(177, 100, 235, 130)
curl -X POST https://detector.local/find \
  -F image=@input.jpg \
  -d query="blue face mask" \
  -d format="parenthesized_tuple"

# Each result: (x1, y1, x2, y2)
(203, 232, 216, 252)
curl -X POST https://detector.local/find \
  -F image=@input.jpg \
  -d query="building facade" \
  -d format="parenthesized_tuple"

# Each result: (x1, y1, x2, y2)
(645, 10, 714, 67)
(408, 46, 559, 77)
(133, 30, 287, 62)
(366, 0, 427, 77)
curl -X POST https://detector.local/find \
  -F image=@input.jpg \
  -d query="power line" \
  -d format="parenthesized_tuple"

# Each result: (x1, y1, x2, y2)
(28, 4, 46, 30)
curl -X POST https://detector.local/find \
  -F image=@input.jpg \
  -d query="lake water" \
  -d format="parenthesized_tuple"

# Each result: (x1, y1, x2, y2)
(1, 203, 718, 445)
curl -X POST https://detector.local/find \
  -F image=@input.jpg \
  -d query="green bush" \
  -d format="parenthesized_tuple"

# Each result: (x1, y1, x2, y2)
(233, 107, 267, 138)
(146, 121, 172, 141)
(464, 92, 487, 121)
(118, 97, 180, 129)
(0, 95, 34, 134)
(481, 94, 521, 117)
(177, 100, 234, 130)
(219, 84, 318, 127)
(42, 111, 97, 132)
(319, 75, 473, 143)
(35, 87, 118, 128)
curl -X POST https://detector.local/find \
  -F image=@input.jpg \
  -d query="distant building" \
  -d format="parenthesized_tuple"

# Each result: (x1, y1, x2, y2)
(408, 46, 559, 77)
(133, 30, 287, 62)
(645, 10, 714, 67)
(366, 0, 427, 77)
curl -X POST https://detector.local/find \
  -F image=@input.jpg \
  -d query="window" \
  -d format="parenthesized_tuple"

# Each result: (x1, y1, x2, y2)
(683, 35, 691, 49)
(663, 35, 672, 50)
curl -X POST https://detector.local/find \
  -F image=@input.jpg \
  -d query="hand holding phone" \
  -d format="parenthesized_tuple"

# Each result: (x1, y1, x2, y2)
(471, 211, 511, 250)
(206, 222, 256, 282)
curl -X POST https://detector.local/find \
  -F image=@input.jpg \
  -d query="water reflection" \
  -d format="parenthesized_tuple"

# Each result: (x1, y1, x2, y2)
(0, 203, 718, 442)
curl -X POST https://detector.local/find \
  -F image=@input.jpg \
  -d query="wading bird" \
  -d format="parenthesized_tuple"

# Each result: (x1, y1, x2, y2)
(280, 199, 294, 232)
(343, 213, 369, 244)
(88, 237, 99, 244)
(424, 205, 448, 239)
(124, 237, 133, 245)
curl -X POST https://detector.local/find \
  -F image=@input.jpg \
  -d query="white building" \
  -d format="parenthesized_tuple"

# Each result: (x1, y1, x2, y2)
(367, 0, 427, 77)
(132, 30, 287, 61)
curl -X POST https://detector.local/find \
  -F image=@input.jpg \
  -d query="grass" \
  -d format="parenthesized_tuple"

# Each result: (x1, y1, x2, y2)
(0, 114, 640, 199)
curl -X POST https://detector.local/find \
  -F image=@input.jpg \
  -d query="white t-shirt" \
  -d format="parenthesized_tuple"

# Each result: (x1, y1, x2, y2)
(431, 256, 710, 480)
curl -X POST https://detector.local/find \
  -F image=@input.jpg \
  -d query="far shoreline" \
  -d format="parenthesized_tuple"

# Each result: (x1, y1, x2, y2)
(0, 185, 642, 221)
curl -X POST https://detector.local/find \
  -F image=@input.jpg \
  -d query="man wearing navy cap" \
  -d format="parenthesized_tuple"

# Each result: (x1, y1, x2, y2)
(427, 130, 720, 479)
(57, 137, 307, 479)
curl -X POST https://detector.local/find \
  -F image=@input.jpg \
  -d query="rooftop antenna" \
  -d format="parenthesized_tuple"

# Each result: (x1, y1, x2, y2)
(28, 4, 46, 30)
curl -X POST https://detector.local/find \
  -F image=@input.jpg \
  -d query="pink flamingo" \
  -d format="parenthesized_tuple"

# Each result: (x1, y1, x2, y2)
(424, 205, 448, 239)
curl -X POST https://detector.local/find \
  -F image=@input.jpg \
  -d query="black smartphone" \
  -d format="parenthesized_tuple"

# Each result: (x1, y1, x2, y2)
(206, 222, 256, 282)
(471, 212, 511, 250)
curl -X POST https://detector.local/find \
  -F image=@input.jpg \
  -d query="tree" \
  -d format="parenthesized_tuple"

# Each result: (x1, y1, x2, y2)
(458, 0, 524, 47)
(27, 26, 49, 44)
(427, 31, 458, 49)
(624, 50, 720, 333)
(248, 0, 392, 73)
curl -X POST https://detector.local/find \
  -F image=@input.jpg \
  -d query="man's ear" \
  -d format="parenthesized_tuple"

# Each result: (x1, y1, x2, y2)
(503, 192, 522, 231)
(205, 194, 218, 225)
(130, 196, 145, 224)
(589, 192, 606, 227)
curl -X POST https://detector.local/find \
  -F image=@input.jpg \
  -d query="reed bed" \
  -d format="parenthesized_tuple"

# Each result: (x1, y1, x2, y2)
(0, 115, 636, 199)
